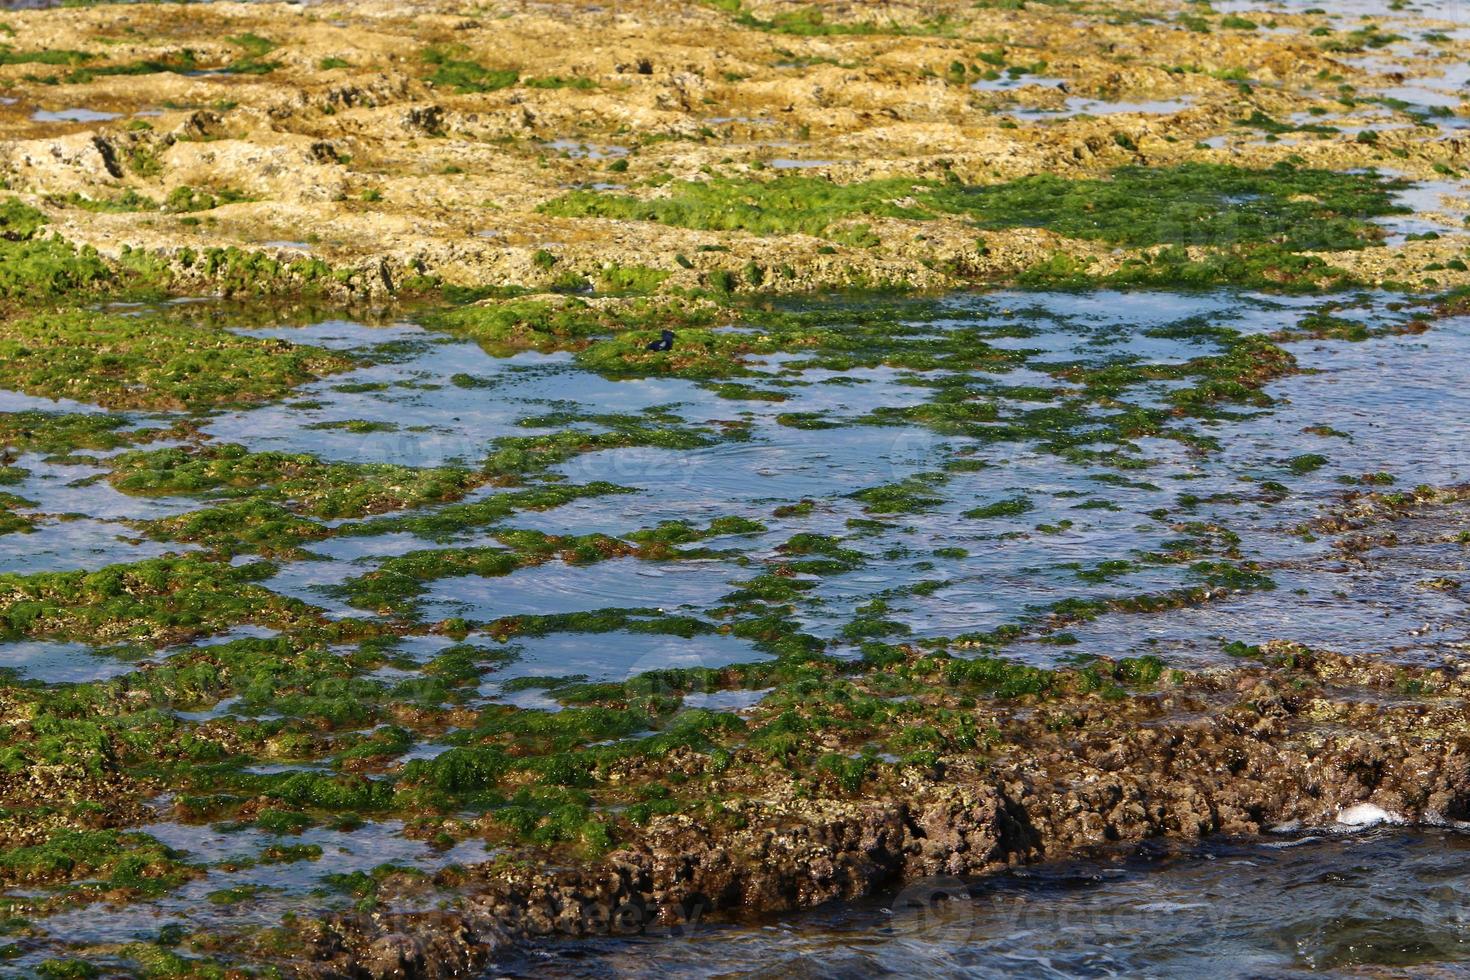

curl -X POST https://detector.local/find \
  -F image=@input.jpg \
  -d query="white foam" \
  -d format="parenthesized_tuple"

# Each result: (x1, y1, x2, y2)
(1335, 803, 1403, 828)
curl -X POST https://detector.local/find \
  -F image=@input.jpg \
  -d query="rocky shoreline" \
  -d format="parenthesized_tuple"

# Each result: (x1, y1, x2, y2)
(291, 641, 1470, 977)
(2, 1, 1470, 976)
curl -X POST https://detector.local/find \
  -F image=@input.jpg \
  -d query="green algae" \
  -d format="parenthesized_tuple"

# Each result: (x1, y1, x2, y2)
(0, 412, 145, 455)
(301, 419, 399, 436)
(946, 163, 1405, 250)
(53, 50, 201, 84)
(180, 246, 351, 297)
(598, 264, 671, 294)
(52, 189, 159, 214)
(337, 483, 634, 541)
(0, 829, 196, 896)
(0, 555, 315, 643)
(964, 495, 1034, 520)
(163, 185, 252, 214)
(0, 198, 47, 240)
(540, 164, 1407, 252)
(1022, 244, 1361, 292)
(0, 234, 114, 304)
(132, 501, 329, 558)
(540, 174, 927, 243)
(0, 197, 176, 304)
(420, 46, 518, 93)
(482, 412, 722, 476)
(849, 475, 949, 514)
(427, 297, 720, 355)
(333, 546, 527, 614)
(0, 311, 350, 410)
(0, 5, 1458, 965)
(335, 518, 747, 616)
(0, 46, 92, 68)
(108, 634, 381, 718)
(107, 444, 481, 518)
(709, 0, 955, 36)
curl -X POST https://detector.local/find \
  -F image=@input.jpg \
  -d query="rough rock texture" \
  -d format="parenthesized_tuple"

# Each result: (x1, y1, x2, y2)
(285, 646, 1470, 977)
(0, 0, 1466, 298)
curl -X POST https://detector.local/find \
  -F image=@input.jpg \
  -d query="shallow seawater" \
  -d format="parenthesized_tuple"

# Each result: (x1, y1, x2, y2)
(0, 516, 190, 574)
(29, 815, 493, 949)
(1010, 97, 1193, 119)
(501, 828, 1470, 978)
(0, 639, 142, 684)
(6, 284, 1470, 968)
(10, 287, 1470, 673)
(417, 555, 749, 622)
(487, 630, 772, 687)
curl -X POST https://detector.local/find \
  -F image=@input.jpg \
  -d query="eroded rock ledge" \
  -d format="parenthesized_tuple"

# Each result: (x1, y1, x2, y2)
(290, 646, 1470, 977)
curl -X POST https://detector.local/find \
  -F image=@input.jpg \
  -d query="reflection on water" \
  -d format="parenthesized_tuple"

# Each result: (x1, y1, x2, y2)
(503, 828, 1470, 978)
(6, 283, 1470, 968)
(418, 556, 748, 622)
(31, 816, 491, 949)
